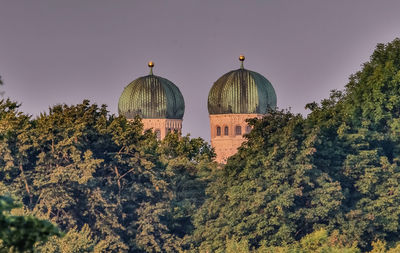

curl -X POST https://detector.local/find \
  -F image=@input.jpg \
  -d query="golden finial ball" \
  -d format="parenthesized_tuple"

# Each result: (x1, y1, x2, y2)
(148, 61, 154, 68)
(239, 55, 245, 61)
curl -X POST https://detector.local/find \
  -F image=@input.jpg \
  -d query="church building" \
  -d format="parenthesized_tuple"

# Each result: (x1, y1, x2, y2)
(118, 56, 277, 163)
(208, 55, 277, 163)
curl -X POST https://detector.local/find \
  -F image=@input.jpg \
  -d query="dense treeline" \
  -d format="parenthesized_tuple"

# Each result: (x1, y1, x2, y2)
(3, 39, 400, 252)
(192, 39, 400, 252)
(0, 99, 215, 252)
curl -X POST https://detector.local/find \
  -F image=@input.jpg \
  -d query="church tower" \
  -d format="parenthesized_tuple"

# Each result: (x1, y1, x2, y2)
(207, 55, 277, 163)
(118, 62, 185, 139)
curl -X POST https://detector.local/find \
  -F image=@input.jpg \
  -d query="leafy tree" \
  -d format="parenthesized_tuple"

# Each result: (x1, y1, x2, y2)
(192, 110, 343, 252)
(192, 38, 400, 251)
(0, 195, 60, 252)
(322, 38, 400, 249)
(154, 133, 215, 251)
(226, 229, 360, 253)
(36, 224, 99, 253)
(0, 99, 33, 202)
(0, 98, 216, 252)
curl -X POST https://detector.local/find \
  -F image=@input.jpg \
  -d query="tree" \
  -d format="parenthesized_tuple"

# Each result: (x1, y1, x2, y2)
(0, 98, 217, 252)
(192, 38, 400, 251)
(225, 229, 360, 253)
(0, 99, 33, 202)
(329, 38, 400, 249)
(0, 195, 60, 252)
(192, 110, 343, 252)
(36, 224, 100, 253)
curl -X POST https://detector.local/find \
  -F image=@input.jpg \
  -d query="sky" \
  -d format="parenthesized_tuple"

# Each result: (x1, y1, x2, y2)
(1, 0, 400, 140)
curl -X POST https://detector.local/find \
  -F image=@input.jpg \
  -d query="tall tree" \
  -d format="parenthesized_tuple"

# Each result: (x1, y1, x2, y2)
(192, 110, 343, 252)
(192, 38, 400, 251)
(330, 38, 400, 249)
(0, 99, 33, 202)
(0, 195, 60, 252)
(0, 98, 216, 252)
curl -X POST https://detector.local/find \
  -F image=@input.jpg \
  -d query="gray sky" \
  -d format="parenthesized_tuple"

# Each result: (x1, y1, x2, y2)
(1, 0, 400, 140)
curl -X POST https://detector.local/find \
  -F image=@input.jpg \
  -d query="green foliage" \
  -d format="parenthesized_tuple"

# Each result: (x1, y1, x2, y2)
(327, 38, 400, 249)
(191, 38, 400, 252)
(192, 110, 344, 251)
(0, 99, 215, 252)
(223, 229, 360, 253)
(0, 195, 60, 252)
(5, 38, 400, 252)
(262, 229, 360, 253)
(37, 224, 99, 253)
(369, 240, 400, 253)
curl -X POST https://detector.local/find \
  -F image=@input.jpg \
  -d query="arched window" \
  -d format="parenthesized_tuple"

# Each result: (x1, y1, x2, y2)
(216, 126, 221, 136)
(245, 125, 252, 134)
(224, 126, 229, 136)
(155, 129, 161, 140)
(235, 125, 242, 135)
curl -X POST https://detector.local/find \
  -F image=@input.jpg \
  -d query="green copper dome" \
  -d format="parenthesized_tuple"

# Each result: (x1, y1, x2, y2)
(208, 56, 277, 114)
(118, 63, 185, 119)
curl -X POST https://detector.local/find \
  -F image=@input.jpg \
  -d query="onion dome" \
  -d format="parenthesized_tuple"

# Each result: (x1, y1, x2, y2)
(208, 55, 277, 114)
(118, 62, 185, 119)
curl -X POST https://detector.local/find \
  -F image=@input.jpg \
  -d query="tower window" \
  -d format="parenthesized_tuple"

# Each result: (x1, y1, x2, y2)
(216, 126, 221, 136)
(245, 125, 252, 134)
(155, 129, 161, 140)
(235, 125, 242, 135)
(224, 126, 229, 136)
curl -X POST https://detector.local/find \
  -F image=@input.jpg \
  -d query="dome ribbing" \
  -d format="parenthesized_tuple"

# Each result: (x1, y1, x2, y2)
(118, 64, 185, 119)
(208, 58, 276, 115)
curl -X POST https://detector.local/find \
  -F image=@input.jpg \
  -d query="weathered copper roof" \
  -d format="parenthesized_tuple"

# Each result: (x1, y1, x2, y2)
(118, 64, 184, 119)
(208, 62, 277, 114)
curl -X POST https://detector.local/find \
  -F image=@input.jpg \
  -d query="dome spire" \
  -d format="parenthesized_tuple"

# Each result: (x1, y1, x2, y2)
(239, 55, 245, 69)
(148, 61, 154, 75)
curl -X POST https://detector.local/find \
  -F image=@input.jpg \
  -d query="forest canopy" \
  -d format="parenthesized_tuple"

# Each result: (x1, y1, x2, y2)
(3, 39, 400, 252)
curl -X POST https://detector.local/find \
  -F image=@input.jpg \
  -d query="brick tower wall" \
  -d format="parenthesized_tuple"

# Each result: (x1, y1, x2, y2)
(209, 114, 262, 163)
(129, 118, 182, 140)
